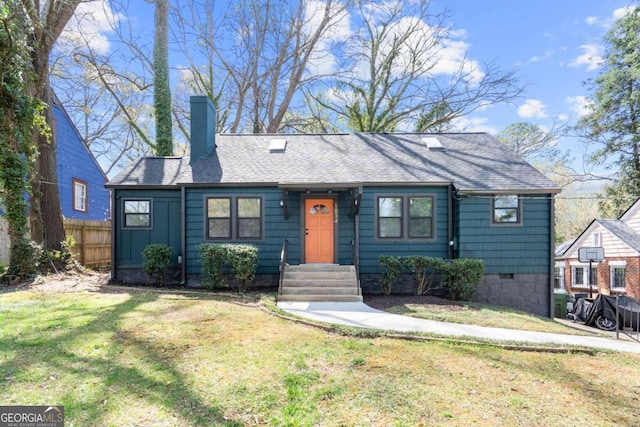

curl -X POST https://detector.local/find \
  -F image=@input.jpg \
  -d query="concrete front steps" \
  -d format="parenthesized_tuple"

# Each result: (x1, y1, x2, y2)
(277, 264, 362, 303)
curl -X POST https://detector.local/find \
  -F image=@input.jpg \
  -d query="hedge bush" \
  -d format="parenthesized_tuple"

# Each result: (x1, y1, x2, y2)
(379, 255, 402, 295)
(198, 243, 258, 292)
(142, 244, 175, 286)
(378, 255, 483, 299)
(9, 239, 43, 277)
(442, 258, 484, 301)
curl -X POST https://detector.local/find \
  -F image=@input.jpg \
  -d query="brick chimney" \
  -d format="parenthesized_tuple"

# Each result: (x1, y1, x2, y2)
(189, 96, 216, 163)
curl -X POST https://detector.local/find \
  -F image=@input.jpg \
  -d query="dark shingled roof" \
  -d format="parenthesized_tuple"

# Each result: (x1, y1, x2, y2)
(597, 219, 640, 252)
(107, 133, 560, 193)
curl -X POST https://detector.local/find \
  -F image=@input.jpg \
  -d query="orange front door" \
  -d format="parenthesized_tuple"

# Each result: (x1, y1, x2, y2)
(304, 198, 334, 263)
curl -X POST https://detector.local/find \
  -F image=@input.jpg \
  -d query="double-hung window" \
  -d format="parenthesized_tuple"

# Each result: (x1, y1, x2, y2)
(610, 261, 626, 292)
(554, 262, 565, 291)
(73, 178, 88, 212)
(492, 195, 521, 224)
(377, 195, 434, 240)
(207, 198, 232, 239)
(123, 199, 151, 228)
(571, 264, 597, 288)
(206, 196, 263, 240)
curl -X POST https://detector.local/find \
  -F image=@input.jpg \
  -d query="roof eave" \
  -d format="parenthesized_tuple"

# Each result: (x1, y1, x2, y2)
(457, 188, 562, 195)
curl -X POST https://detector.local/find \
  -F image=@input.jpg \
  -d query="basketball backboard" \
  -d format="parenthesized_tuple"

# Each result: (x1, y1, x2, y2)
(578, 247, 604, 263)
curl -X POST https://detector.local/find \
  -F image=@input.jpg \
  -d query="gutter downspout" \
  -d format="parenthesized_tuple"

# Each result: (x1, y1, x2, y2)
(110, 190, 117, 281)
(355, 186, 362, 286)
(180, 185, 186, 285)
(448, 184, 454, 260)
(548, 193, 556, 319)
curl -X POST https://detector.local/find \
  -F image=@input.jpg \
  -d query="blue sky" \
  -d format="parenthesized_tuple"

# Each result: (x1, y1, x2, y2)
(439, 1, 631, 143)
(62, 0, 635, 178)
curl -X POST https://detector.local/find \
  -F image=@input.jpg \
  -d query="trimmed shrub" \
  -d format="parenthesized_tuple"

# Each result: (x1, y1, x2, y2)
(198, 243, 229, 289)
(378, 254, 484, 299)
(9, 239, 43, 277)
(198, 243, 258, 292)
(379, 255, 403, 295)
(225, 244, 258, 293)
(442, 258, 484, 301)
(142, 244, 175, 286)
(405, 256, 447, 296)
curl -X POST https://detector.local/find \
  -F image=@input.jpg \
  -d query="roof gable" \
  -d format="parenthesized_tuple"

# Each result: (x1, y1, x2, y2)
(560, 219, 640, 259)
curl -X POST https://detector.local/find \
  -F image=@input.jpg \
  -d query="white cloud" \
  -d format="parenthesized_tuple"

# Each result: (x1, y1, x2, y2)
(585, 16, 598, 26)
(530, 49, 553, 63)
(518, 99, 548, 119)
(430, 38, 484, 84)
(566, 95, 592, 118)
(569, 43, 603, 71)
(450, 116, 497, 134)
(612, 6, 635, 20)
(305, 0, 352, 75)
(60, 1, 121, 54)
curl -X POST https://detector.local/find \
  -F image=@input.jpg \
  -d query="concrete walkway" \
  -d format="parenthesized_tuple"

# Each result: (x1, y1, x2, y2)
(277, 301, 640, 354)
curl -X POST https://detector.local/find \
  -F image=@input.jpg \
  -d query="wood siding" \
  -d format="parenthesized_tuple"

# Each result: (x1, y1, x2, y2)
(564, 222, 639, 259)
(456, 195, 553, 274)
(53, 104, 110, 221)
(114, 187, 554, 285)
(358, 186, 450, 274)
(185, 187, 300, 275)
(115, 190, 181, 266)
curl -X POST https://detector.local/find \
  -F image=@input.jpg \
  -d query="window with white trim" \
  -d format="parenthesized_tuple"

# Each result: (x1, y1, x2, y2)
(554, 262, 565, 291)
(73, 178, 88, 212)
(610, 261, 626, 291)
(571, 264, 597, 288)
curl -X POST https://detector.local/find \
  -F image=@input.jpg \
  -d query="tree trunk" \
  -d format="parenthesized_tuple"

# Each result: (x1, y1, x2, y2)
(154, 0, 173, 155)
(29, 52, 65, 252)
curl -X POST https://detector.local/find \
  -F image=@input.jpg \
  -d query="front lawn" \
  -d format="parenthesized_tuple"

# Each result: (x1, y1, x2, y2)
(1, 286, 639, 426)
(364, 294, 591, 334)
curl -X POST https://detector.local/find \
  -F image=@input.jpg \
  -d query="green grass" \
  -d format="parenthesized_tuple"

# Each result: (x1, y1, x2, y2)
(380, 299, 592, 335)
(1, 287, 640, 426)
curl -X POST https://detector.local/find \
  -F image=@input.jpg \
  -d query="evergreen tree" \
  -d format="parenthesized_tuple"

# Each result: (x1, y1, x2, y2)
(576, 7, 640, 217)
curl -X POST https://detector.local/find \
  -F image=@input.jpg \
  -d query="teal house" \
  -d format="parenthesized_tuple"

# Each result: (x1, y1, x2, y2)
(107, 96, 560, 316)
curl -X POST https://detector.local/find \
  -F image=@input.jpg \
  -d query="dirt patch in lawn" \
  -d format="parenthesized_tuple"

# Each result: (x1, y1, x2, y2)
(364, 293, 466, 311)
(0, 270, 109, 294)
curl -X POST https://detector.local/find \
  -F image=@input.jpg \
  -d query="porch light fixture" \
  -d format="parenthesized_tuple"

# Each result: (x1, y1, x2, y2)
(281, 189, 290, 220)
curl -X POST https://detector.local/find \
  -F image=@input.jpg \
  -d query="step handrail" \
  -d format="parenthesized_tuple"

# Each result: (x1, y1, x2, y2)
(616, 294, 640, 343)
(278, 239, 289, 295)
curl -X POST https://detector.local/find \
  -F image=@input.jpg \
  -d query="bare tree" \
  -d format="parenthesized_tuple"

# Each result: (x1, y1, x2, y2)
(311, 0, 523, 132)
(16, 0, 83, 252)
(51, 0, 157, 175)
(173, 0, 350, 134)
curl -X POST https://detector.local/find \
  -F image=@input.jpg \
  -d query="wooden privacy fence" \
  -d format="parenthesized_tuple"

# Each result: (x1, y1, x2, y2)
(63, 219, 111, 268)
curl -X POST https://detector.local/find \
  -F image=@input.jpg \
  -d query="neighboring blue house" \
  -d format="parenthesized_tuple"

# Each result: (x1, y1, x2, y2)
(106, 96, 560, 316)
(53, 94, 110, 221)
(0, 95, 109, 264)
